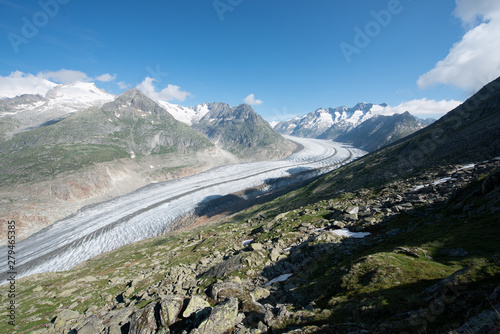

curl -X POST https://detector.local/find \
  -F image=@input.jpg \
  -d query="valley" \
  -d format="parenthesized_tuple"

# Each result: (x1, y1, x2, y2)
(0, 136, 365, 281)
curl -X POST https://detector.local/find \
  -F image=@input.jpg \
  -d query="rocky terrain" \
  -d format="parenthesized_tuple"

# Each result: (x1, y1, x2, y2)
(2, 156, 498, 334)
(1, 77, 499, 333)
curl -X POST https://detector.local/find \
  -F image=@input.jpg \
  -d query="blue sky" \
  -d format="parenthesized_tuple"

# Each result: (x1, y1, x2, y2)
(1, 0, 500, 120)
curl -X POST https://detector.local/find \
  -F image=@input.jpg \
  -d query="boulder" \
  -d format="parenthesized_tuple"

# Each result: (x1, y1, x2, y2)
(76, 315, 103, 334)
(250, 243, 263, 251)
(209, 281, 243, 302)
(345, 206, 359, 215)
(269, 249, 280, 262)
(129, 303, 158, 334)
(183, 295, 211, 318)
(159, 296, 184, 327)
(440, 248, 468, 257)
(252, 287, 270, 301)
(191, 297, 241, 334)
(205, 254, 244, 278)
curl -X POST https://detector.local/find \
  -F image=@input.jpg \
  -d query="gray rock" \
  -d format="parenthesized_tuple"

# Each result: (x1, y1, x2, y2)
(76, 315, 102, 334)
(129, 303, 158, 334)
(342, 213, 358, 221)
(331, 221, 345, 229)
(269, 249, 280, 262)
(191, 297, 241, 334)
(205, 254, 244, 278)
(363, 217, 377, 225)
(123, 286, 135, 298)
(395, 247, 420, 258)
(440, 248, 468, 257)
(250, 243, 263, 251)
(454, 302, 500, 333)
(159, 296, 184, 327)
(183, 295, 211, 318)
(102, 306, 136, 331)
(345, 206, 359, 214)
(55, 309, 79, 321)
(209, 281, 243, 302)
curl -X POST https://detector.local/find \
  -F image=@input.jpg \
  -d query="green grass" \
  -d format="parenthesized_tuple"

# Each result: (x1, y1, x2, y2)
(0, 144, 130, 185)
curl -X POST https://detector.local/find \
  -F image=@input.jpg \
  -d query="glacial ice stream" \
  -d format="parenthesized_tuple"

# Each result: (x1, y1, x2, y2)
(0, 136, 366, 281)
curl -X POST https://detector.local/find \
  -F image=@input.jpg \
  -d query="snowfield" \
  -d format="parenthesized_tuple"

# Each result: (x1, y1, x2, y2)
(0, 136, 366, 280)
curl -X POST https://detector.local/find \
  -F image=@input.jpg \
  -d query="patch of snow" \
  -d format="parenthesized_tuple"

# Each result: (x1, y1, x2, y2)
(265, 273, 293, 287)
(242, 239, 254, 246)
(459, 164, 475, 170)
(157, 101, 210, 125)
(331, 229, 370, 238)
(433, 177, 453, 186)
(150, 165, 154, 169)
(284, 247, 292, 252)
(46, 82, 114, 106)
(130, 151, 135, 159)
(413, 185, 426, 191)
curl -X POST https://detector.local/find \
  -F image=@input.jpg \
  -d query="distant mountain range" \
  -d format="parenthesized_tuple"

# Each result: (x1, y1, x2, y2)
(0, 82, 114, 139)
(274, 102, 431, 151)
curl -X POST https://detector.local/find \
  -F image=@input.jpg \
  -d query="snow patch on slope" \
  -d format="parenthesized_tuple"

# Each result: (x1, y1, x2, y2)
(157, 101, 210, 125)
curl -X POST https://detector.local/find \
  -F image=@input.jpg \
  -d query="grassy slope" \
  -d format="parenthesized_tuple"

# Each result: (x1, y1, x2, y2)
(0, 101, 214, 186)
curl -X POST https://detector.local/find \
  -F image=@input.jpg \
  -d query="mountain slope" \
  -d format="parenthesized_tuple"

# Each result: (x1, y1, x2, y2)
(0, 82, 115, 138)
(0, 89, 215, 182)
(331, 111, 426, 152)
(192, 103, 296, 160)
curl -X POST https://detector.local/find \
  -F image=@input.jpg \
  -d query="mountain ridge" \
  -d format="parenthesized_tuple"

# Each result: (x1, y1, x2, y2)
(274, 102, 429, 152)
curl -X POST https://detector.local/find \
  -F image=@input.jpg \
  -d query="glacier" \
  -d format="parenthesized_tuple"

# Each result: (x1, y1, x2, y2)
(0, 136, 365, 281)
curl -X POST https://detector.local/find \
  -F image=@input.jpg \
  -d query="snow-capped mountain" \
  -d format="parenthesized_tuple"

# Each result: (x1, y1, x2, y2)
(157, 100, 210, 126)
(274, 102, 431, 151)
(0, 82, 114, 137)
(45, 82, 114, 107)
(275, 103, 383, 138)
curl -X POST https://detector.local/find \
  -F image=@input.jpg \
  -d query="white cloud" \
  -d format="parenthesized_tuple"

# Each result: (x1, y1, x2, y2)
(37, 69, 90, 84)
(136, 77, 191, 102)
(117, 81, 130, 89)
(417, 0, 500, 92)
(454, 0, 500, 26)
(95, 73, 117, 82)
(372, 99, 462, 118)
(0, 71, 57, 98)
(244, 93, 263, 106)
